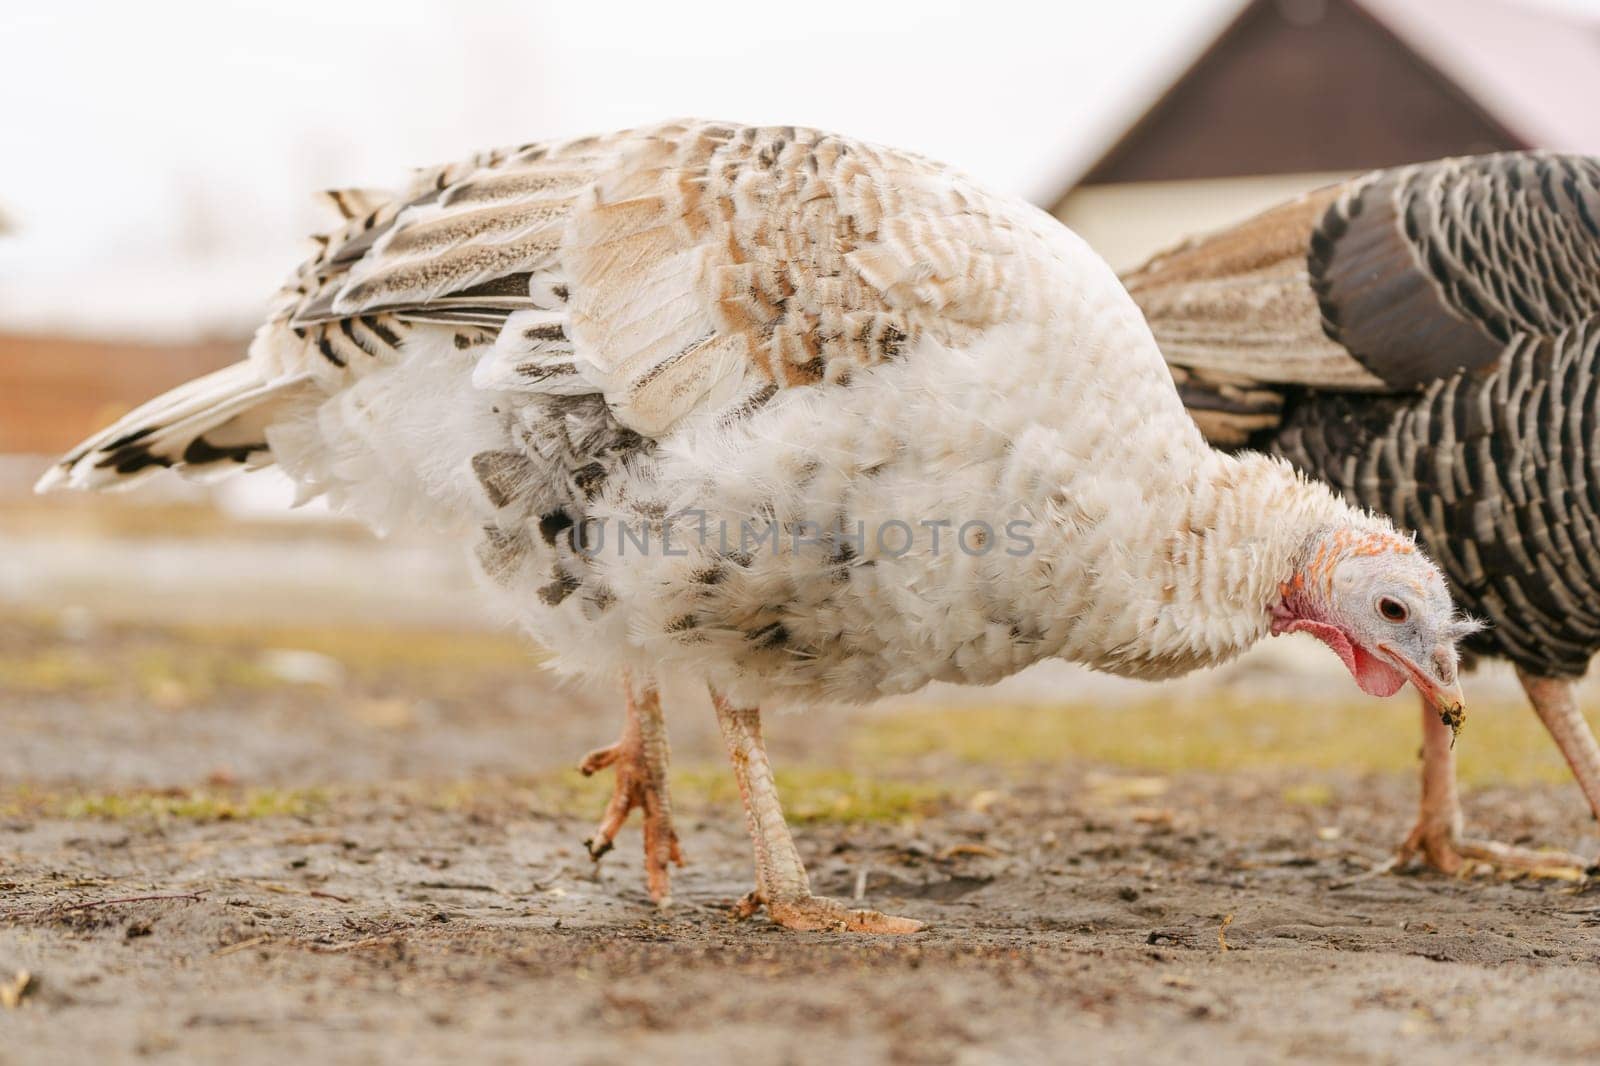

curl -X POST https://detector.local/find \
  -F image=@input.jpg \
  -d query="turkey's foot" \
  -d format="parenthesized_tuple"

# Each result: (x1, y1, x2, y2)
(712, 691, 925, 935)
(732, 889, 924, 934)
(1372, 692, 1593, 881)
(581, 737, 683, 903)
(580, 680, 683, 906)
(1397, 817, 1590, 880)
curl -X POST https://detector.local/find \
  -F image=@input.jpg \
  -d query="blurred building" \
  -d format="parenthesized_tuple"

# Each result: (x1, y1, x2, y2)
(1053, 0, 1600, 270)
(0, 209, 256, 457)
(7, 0, 1598, 463)
(0, 332, 241, 456)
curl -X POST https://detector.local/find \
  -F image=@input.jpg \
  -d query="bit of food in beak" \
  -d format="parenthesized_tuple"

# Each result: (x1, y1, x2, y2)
(1378, 642, 1466, 742)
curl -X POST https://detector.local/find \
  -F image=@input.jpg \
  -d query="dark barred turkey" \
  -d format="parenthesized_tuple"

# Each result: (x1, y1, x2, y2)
(1126, 151, 1600, 874)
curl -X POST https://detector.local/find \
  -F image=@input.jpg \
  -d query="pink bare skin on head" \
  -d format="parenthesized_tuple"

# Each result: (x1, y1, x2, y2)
(1272, 526, 1479, 734)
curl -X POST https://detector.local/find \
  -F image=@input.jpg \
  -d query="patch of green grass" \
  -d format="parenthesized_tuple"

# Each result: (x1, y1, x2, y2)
(127, 648, 282, 701)
(171, 622, 540, 677)
(431, 765, 947, 826)
(4, 787, 325, 823)
(701, 767, 945, 825)
(0, 645, 285, 701)
(0, 613, 541, 705)
(7, 766, 941, 829)
(856, 694, 1594, 788)
(0, 649, 116, 693)
(1281, 782, 1335, 806)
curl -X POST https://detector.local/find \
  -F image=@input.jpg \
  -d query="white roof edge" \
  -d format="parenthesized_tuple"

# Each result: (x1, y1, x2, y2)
(1357, 0, 1600, 152)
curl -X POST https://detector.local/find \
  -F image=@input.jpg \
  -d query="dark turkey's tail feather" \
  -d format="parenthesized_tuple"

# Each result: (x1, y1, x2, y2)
(35, 361, 312, 493)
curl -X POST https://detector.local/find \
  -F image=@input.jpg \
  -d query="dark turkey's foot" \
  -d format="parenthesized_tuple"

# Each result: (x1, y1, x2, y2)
(1397, 814, 1464, 875)
(1397, 818, 1589, 879)
(731, 889, 925, 934)
(580, 737, 683, 905)
(1378, 693, 1592, 881)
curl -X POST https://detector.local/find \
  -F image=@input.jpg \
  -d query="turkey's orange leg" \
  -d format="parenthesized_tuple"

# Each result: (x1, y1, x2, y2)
(710, 688, 923, 933)
(1397, 690, 1588, 875)
(580, 674, 683, 905)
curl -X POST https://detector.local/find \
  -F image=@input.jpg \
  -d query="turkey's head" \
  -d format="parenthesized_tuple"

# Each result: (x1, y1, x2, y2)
(1271, 526, 1480, 736)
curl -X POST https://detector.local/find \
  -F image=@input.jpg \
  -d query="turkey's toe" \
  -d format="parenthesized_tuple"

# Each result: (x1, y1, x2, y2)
(1400, 817, 1465, 875)
(579, 742, 622, 777)
(1399, 821, 1589, 879)
(583, 774, 635, 861)
(736, 891, 924, 934)
(580, 737, 683, 905)
(640, 797, 685, 907)
(1452, 838, 1590, 878)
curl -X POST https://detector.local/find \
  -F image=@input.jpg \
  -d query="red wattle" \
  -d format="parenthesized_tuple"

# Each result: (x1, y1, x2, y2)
(1278, 619, 1407, 698)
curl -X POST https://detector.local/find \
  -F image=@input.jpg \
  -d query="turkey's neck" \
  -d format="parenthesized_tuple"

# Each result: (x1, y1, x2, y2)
(1041, 449, 1353, 679)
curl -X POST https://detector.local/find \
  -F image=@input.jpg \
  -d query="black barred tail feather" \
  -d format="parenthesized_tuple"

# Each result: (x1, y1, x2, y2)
(1128, 151, 1600, 677)
(35, 361, 312, 493)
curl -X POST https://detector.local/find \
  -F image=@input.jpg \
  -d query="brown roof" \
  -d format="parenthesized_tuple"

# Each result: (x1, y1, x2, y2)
(1074, 0, 1526, 188)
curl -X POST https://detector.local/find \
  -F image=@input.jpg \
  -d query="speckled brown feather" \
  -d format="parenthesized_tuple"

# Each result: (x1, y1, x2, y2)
(277, 121, 1035, 437)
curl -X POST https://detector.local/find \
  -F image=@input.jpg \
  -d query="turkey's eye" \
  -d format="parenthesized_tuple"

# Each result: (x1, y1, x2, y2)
(1378, 597, 1409, 623)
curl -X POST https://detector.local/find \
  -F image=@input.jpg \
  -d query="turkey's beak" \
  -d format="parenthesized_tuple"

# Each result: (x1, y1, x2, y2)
(1378, 642, 1466, 739)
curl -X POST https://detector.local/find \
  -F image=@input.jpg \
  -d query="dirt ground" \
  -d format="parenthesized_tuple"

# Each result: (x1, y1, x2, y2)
(4, 609, 1600, 1066)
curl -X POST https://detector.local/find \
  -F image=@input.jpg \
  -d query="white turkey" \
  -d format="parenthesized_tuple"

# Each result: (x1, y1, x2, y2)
(40, 121, 1475, 932)
(1126, 151, 1600, 876)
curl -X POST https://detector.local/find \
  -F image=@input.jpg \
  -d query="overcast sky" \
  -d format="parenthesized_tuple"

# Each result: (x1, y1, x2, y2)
(0, 0, 1245, 336)
(2, 0, 1592, 337)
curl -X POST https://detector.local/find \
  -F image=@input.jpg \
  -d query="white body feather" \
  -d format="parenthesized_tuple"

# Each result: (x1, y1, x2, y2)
(43, 120, 1372, 708)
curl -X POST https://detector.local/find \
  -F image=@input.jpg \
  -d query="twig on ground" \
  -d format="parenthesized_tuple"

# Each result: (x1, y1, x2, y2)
(240, 880, 351, 902)
(1218, 913, 1235, 952)
(212, 934, 275, 957)
(414, 881, 505, 894)
(1, 892, 205, 921)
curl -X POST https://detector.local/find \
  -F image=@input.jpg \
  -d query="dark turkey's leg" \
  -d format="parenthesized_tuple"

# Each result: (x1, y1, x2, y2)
(580, 673, 683, 905)
(1517, 670, 1600, 853)
(1398, 690, 1588, 874)
(711, 689, 923, 933)
(1397, 692, 1467, 872)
